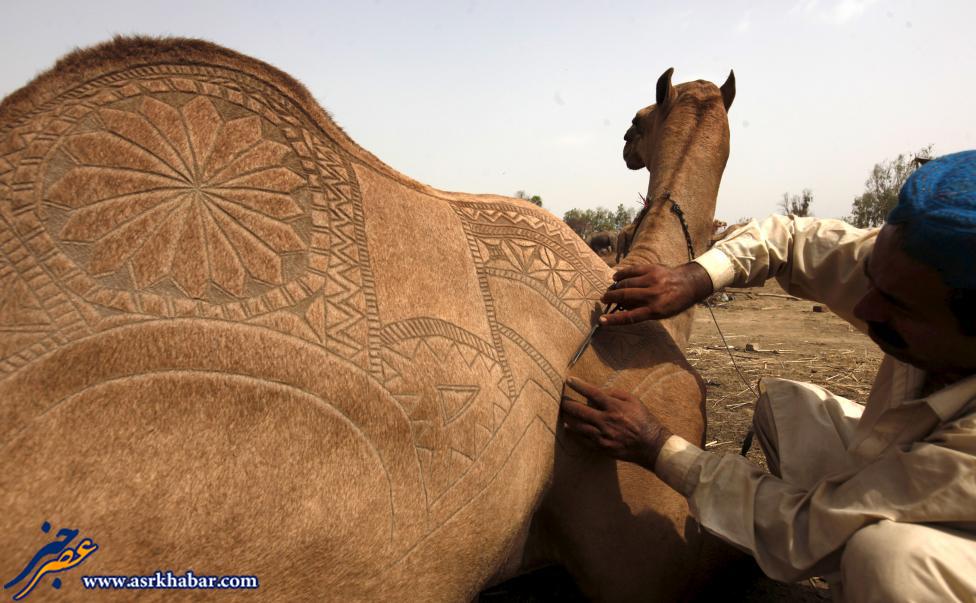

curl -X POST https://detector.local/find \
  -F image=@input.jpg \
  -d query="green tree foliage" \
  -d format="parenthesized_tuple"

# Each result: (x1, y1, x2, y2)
(563, 208, 613, 239)
(515, 190, 543, 207)
(778, 189, 814, 217)
(614, 203, 639, 228)
(846, 145, 934, 228)
(562, 203, 639, 239)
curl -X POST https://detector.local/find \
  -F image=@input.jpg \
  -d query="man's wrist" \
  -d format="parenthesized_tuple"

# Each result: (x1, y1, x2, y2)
(692, 248, 736, 291)
(639, 423, 674, 471)
(653, 435, 704, 497)
(680, 261, 714, 302)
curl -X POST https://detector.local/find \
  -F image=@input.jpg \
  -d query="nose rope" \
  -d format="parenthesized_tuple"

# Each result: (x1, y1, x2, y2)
(634, 191, 759, 456)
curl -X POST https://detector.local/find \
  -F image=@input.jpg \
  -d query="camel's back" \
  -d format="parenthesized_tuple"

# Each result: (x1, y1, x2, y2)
(0, 37, 611, 600)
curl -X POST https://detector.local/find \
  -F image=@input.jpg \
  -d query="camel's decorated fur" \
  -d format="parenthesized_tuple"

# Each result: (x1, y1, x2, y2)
(0, 38, 733, 601)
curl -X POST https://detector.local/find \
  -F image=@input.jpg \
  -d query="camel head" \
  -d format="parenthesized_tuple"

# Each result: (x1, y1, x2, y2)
(623, 67, 735, 172)
(617, 68, 736, 319)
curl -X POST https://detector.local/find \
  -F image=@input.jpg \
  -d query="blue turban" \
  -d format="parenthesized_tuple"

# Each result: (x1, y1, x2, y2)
(887, 150, 976, 290)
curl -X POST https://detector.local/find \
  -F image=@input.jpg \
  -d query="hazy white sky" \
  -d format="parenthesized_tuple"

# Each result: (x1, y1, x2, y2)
(1, 0, 973, 223)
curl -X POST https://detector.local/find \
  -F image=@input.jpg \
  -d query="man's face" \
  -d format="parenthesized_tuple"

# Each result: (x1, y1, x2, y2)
(853, 225, 976, 377)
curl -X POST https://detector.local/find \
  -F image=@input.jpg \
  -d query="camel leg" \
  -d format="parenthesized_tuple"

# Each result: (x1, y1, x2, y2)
(527, 450, 703, 602)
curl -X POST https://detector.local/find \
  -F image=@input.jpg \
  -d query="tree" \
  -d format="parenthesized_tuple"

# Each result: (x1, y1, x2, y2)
(562, 209, 592, 238)
(562, 204, 638, 239)
(613, 203, 639, 229)
(562, 207, 617, 239)
(846, 145, 934, 228)
(515, 190, 543, 207)
(778, 189, 814, 217)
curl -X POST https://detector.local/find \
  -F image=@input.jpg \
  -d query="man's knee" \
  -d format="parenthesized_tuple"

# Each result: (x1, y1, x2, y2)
(841, 521, 974, 603)
(841, 522, 906, 602)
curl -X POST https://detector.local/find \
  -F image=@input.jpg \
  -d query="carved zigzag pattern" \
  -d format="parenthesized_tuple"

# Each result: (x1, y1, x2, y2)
(0, 213, 91, 374)
(380, 336, 508, 508)
(298, 143, 375, 370)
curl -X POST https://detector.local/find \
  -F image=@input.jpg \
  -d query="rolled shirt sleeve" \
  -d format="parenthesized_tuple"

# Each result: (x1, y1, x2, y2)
(693, 215, 879, 329)
(654, 413, 976, 582)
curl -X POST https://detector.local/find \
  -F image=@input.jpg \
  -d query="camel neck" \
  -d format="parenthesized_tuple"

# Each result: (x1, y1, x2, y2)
(619, 119, 728, 346)
(624, 166, 723, 268)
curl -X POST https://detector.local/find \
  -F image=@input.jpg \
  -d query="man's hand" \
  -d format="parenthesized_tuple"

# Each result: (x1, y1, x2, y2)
(560, 377, 673, 471)
(599, 262, 714, 326)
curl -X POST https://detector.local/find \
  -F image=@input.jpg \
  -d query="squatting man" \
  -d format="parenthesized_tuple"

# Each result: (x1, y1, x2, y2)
(560, 151, 976, 602)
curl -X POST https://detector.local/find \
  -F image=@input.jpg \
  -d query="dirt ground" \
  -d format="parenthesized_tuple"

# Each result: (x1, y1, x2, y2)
(691, 280, 881, 469)
(480, 267, 883, 602)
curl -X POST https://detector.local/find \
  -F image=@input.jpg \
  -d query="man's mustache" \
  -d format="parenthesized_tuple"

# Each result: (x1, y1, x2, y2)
(868, 321, 907, 350)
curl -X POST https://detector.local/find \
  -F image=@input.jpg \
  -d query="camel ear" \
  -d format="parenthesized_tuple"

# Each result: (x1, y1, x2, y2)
(656, 67, 675, 108)
(720, 70, 735, 111)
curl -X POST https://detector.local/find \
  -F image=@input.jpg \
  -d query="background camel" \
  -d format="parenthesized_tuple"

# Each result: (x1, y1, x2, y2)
(615, 223, 636, 264)
(587, 229, 615, 255)
(0, 37, 733, 601)
(708, 218, 728, 243)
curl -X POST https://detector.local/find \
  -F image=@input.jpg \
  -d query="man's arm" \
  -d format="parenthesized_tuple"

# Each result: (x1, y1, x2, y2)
(563, 379, 976, 583)
(658, 410, 976, 582)
(602, 215, 878, 329)
(696, 215, 878, 328)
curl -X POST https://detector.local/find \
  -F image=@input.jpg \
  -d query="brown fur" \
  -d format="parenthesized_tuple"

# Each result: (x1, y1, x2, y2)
(615, 223, 636, 264)
(588, 230, 615, 254)
(0, 38, 732, 602)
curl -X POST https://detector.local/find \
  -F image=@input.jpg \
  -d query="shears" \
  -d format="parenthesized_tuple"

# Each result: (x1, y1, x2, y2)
(568, 282, 625, 367)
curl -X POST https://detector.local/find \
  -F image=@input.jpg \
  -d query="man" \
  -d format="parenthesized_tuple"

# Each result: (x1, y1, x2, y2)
(561, 151, 976, 602)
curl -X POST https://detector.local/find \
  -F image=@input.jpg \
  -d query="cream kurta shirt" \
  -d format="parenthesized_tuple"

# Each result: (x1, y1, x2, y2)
(655, 214, 976, 582)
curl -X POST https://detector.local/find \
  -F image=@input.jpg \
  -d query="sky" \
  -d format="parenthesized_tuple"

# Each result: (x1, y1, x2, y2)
(1, 0, 973, 223)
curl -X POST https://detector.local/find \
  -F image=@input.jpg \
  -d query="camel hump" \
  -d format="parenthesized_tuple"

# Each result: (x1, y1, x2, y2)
(0, 36, 337, 136)
(0, 35, 385, 353)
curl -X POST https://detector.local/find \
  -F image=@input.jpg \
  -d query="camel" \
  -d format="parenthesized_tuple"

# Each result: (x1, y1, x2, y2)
(710, 219, 730, 245)
(588, 229, 615, 255)
(0, 37, 733, 601)
(615, 223, 636, 264)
